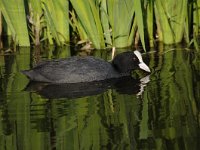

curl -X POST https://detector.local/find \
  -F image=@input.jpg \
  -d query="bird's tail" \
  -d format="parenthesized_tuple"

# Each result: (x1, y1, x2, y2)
(21, 70, 32, 78)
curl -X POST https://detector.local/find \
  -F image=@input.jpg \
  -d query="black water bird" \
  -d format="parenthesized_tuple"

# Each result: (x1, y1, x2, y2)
(22, 50, 150, 84)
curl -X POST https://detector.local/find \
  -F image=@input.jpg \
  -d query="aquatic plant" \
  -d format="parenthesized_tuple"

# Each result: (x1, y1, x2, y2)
(0, 0, 199, 49)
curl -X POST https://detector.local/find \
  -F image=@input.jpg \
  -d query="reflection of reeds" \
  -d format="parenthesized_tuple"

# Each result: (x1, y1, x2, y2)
(0, 46, 199, 149)
(142, 46, 200, 149)
(0, 0, 200, 49)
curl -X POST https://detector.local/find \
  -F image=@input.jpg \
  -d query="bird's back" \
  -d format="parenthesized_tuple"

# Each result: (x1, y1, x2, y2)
(22, 56, 124, 83)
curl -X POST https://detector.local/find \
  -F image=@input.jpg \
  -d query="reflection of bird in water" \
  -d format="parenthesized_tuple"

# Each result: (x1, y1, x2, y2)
(25, 75, 150, 99)
(137, 75, 150, 97)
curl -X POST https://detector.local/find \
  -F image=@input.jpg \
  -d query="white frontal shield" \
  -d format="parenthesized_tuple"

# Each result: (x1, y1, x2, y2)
(134, 50, 151, 72)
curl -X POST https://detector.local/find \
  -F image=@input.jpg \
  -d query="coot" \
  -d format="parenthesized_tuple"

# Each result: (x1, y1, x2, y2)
(22, 50, 150, 83)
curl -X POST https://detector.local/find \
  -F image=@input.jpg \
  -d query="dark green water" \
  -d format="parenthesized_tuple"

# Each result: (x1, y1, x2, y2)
(0, 46, 199, 150)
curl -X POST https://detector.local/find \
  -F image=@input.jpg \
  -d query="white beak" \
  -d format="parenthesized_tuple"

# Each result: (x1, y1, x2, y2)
(139, 62, 151, 72)
(134, 50, 151, 72)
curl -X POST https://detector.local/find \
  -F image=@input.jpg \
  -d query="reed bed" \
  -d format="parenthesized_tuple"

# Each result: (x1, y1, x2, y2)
(0, 0, 199, 50)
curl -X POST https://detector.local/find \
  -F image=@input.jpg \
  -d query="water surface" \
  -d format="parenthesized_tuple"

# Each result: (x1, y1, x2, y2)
(0, 46, 199, 149)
